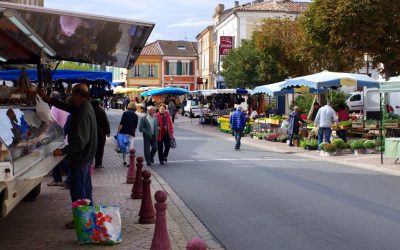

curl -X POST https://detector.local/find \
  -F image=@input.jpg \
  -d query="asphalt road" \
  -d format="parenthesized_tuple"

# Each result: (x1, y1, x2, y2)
(108, 110, 400, 250)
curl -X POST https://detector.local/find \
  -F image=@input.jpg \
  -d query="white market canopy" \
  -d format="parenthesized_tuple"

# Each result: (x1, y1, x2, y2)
(251, 81, 285, 95)
(380, 76, 400, 93)
(280, 70, 379, 90)
(192, 88, 250, 96)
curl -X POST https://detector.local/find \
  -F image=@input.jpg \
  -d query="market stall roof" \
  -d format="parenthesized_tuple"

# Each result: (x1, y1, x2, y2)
(251, 82, 285, 95)
(0, 2, 154, 67)
(280, 71, 379, 90)
(0, 69, 112, 82)
(113, 86, 143, 94)
(380, 76, 400, 93)
(192, 88, 250, 96)
(141, 87, 190, 97)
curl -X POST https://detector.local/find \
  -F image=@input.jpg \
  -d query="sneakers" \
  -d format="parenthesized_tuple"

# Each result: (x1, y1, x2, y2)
(65, 221, 75, 229)
(47, 181, 64, 187)
(122, 162, 127, 166)
(95, 165, 104, 169)
(164, 156, 168, 163)
(160, 162, 164, 165)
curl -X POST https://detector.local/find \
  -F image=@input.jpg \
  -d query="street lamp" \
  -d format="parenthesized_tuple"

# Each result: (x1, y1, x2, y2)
(364, 53, 373, 77)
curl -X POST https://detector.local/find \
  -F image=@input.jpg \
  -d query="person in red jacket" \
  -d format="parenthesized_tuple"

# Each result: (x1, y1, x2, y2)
(155, 103, 174, 165)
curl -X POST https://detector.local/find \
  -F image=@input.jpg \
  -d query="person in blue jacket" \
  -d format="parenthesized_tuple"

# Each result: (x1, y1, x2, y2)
(287, 106, 307, 147)
(229, 106, 246, 150)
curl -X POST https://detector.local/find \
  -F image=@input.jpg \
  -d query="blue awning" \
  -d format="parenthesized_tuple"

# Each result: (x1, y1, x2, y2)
(0, 69, 113, 83)
(141, 87, 190, 97)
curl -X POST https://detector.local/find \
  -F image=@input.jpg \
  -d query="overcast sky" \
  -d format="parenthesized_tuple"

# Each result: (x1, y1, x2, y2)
(46, 0, 311, 43)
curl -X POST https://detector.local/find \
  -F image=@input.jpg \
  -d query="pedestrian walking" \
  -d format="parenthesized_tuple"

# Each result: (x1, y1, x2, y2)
(155, 103, 174, 165)
(229, 106, 246, 150)
(117, 102, 138, 166)
(314, 101, 339, 149)
(123, 95, 130, 111)
(38, 83, 97, 229)
(181, 97, 187, 116)
(103, 97, 109, 110)
(287, 106, 307, 147)
(47, 91, 69, 187)
(168, 99, 176, 123)
(139, 106, 158, 166)
(92, 99, 110, 168)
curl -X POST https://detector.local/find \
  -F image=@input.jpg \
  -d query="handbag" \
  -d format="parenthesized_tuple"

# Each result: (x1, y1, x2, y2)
(170, 136, 177, 149)
(72, 200, 122, 245)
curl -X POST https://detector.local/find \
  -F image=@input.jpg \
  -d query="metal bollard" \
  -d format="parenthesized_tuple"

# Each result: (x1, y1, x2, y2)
(126, 149, 136, 184)
(131, 156, 144, 199)
(150, 191, 171, 250)
(186, 238, 208, 250)
(138, 170, 155, 224)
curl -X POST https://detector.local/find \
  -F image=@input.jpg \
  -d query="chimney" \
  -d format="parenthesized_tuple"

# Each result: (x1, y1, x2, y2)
(213, 4, 225, 24)
(234, 1, 239, 7)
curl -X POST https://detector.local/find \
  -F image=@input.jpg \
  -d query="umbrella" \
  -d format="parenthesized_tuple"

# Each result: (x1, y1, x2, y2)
(113, 86, 143, 94)
(281, 70, 379, 90)
(141, 87, 190, 97)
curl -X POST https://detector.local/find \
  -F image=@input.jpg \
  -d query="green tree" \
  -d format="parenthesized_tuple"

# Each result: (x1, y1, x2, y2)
(253, 18, 311, 82)
(302, 0, 400, 79)
(221, 39, 261, 88)
(58, 61, 99, 71)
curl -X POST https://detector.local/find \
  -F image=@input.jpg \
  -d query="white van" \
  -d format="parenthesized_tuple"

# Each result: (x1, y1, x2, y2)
(184, 99, 201, 117)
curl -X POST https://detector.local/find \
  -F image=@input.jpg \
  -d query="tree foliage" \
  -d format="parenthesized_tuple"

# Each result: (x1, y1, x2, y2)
(302, 0, 400, 79)
(221, 39, 261, 88)
(58, 61, 100, 71)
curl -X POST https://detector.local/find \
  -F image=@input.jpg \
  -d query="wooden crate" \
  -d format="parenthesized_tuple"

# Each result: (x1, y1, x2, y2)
(352, 121, 364, 129)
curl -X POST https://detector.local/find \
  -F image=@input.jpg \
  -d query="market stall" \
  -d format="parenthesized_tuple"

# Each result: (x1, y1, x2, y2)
(0, 2, 154, 217)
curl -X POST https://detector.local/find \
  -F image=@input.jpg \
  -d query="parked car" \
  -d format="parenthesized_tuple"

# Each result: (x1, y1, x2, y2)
(184, 99, 200, 117)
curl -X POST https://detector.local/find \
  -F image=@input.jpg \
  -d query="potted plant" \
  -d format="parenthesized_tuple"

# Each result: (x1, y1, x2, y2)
(342, 140, 353, 154)
(319, 142, 328, 155)
(364, 140, 376, 154)
(307, 139, 319, 150)
(323, 143, 337, 156)
(300, 139, 308, 150)
(332, 139, 346, 155)
(350, 139, 366, 155)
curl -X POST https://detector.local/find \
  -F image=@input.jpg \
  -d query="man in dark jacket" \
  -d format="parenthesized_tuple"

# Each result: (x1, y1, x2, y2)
(287, 106, 307, 147)
(39, 84, 97, 229)
(229, 106, 246, 150)
(117, 102, 138, 165)
(92, 99, 110, 168)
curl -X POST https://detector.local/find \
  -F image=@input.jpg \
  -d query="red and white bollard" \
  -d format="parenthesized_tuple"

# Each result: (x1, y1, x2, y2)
(186, 238, 208, 250)
(150, 191, 171, 250)
(138, 170, 155, 224)
(126, 149, 136, 184)
(131, 156, 144, 199)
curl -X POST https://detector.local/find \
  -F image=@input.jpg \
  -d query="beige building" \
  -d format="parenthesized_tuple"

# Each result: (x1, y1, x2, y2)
(196, 26, 214, 90)
(0, 0, 44, 6)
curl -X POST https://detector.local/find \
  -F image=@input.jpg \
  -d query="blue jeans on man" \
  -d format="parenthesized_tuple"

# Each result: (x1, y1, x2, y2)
(318, 127, 332, 149)
(234, 130, 243, 149)
(69, 161, 92, 203)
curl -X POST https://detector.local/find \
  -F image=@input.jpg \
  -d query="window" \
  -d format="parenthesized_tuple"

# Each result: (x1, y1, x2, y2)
(148, 65, 154, 77)
(134, 65, 140, 77)
(169, 62, 177, 75)
(350, 94, 361, 102)
(182, 62, 190, 75)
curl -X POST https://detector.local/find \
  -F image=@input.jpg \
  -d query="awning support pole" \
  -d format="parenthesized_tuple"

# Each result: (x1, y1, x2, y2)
(380, 92, 383, 164)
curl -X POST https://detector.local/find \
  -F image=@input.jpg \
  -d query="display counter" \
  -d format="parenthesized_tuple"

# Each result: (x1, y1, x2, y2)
(0, 106, 64, 216)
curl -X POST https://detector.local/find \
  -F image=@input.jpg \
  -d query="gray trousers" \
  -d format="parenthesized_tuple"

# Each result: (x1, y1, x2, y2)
(143, 135, 158, 164)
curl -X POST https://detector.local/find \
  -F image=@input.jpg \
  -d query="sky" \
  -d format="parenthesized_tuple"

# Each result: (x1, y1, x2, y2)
(45, 0, 311, 44)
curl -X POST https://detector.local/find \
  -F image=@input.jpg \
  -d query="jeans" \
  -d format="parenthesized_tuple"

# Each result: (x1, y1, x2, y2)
(199, 115, 204, 125)
(52, 159, 68, 183)
(143, 135, 158, 164)
(234, 130, 243, 149)
(318, 127, 332, 148)
(158, 134, 171, 163)
(69, 161, 92, 203)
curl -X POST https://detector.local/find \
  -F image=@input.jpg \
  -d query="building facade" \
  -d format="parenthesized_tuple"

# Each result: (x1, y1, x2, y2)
(128, 40, 198, 91)
(211, 0, 309, 88)
(196, 26, 214, 90)
(0, 0, 44, 6)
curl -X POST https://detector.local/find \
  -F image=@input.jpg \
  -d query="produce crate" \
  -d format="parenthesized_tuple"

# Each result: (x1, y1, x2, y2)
(352, 121, 364, 129)
(365, 121, 380, 129)
(384, 122, 400, 128)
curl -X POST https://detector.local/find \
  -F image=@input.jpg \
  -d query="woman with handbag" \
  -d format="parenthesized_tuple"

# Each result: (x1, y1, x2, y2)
(155, 103, 174, 165)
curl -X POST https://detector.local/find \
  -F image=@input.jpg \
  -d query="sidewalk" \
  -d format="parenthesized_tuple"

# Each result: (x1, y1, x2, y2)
(0, 131, 223, 250)
(174, 115, 400, 177)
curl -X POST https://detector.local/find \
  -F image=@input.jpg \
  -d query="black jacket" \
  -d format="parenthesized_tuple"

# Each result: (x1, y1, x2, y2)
(93, 106, 110, 136)
(119, 110, 138, 137)
(50, 98, 98, 166)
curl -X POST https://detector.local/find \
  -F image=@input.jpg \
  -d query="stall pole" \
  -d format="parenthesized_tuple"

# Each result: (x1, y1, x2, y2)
(380, 92, 383, 164)
(37, 61, 43, 90)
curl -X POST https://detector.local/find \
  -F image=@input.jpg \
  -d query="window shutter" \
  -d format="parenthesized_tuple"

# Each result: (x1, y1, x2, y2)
(177, 61, 182, 75)
(141, 65, 147, 78)
(154, 65, 158, 78)
(189, 62, 193, 75)
(166, 62, 169, 75)
(129, 68, 134, 78)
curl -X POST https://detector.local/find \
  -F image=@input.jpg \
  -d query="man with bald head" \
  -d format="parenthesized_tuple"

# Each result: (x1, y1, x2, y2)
(39, 83, 97, 229)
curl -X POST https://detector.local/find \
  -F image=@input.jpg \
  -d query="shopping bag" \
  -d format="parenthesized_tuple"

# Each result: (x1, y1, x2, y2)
(72, 200, 122, 245)
(170, 136, 177, 149)
(114, 134, 129, 154)
(35, 94, 51, 122)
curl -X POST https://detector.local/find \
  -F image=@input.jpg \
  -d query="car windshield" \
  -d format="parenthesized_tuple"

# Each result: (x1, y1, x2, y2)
(191, 100, 199, 106)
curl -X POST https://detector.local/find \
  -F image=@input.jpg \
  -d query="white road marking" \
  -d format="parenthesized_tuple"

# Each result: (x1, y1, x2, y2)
(168, 158, 310, 163)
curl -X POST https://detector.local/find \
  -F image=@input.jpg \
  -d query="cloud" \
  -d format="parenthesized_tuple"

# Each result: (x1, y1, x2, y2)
(168, 20, 212, 28)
